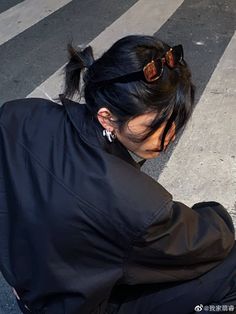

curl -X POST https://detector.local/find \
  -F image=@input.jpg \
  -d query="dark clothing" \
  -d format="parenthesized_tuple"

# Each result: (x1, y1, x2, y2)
(106, 241, 236, 314)
(0, 97, 235, 314)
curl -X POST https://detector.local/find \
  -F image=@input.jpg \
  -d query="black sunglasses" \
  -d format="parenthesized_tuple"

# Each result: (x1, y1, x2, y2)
(89, 45, 184, 87)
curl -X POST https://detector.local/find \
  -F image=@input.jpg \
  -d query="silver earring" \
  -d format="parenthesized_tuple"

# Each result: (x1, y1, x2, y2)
(103, 129, 116, 143)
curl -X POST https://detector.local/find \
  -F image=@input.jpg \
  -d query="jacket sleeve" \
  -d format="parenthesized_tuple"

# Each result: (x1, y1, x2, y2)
(123, 200, 235, 284)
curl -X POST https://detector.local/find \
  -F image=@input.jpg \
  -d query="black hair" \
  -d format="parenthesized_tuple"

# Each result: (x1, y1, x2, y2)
(64, 35, 195, 151)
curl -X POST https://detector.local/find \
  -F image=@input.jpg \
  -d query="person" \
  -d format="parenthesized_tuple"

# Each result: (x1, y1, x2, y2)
(0, 35, 235, 314)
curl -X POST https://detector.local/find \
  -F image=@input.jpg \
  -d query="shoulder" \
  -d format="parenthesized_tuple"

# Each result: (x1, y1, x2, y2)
(0, 97, 64, 128)
(0, 98, 65, 143)
(0, 97, 63, 121)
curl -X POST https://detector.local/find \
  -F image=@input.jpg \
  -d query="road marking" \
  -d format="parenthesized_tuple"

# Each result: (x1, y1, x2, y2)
(159, 31, 236, 224)
(28, 0, 184, 99)
(26, 0, 236, 226)
(0, 0, 72, 46)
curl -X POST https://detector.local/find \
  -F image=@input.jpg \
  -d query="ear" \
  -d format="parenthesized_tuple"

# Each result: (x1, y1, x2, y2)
(97, 108, 116, 131)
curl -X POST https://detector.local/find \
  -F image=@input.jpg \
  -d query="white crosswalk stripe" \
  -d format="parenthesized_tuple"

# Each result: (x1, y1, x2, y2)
(0, 0, 236, 312)
(158, 31, 236, 226)
(28, 0, 184, 99)
(2, 0, 235, 223)
(0, 0, 72, 46)
(0, 0, 235, 228)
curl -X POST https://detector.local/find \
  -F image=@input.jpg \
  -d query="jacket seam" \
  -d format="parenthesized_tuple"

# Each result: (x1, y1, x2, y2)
(1, 119, 170, 284)
(0, 121, 136, 238)
(122, 198, 171, 282)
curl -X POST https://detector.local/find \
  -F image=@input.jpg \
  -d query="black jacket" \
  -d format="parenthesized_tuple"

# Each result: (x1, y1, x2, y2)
(0, 97, 235, 314)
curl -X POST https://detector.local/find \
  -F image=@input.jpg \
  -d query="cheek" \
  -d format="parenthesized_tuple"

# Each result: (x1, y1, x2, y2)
(117, 134, 162, 159)
(135, 138, 161, 156)
(144, 132, 162, 148)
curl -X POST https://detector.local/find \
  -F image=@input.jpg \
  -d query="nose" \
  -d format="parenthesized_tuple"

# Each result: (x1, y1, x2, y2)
(163, 134, 176, 151)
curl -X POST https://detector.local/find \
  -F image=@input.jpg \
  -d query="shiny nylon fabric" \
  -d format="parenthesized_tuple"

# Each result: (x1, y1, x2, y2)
(0, 98, 235, 313)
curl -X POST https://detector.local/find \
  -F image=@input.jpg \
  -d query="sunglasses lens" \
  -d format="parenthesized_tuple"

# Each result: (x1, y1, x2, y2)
(165, 50, 175, 68)
(166, 45, 184, 68)
(143, 59, 163, 82)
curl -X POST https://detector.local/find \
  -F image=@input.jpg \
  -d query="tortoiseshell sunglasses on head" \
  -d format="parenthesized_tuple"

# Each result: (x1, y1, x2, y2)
(143, 44, 184, 82)
(89, 44, 184, 87)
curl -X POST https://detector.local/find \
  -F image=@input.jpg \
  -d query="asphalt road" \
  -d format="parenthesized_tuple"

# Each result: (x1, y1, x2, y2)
(0, 0, 236, 313)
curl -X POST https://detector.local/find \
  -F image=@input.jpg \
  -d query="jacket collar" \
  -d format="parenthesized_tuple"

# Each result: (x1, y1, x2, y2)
(61, 97, 142, 170)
